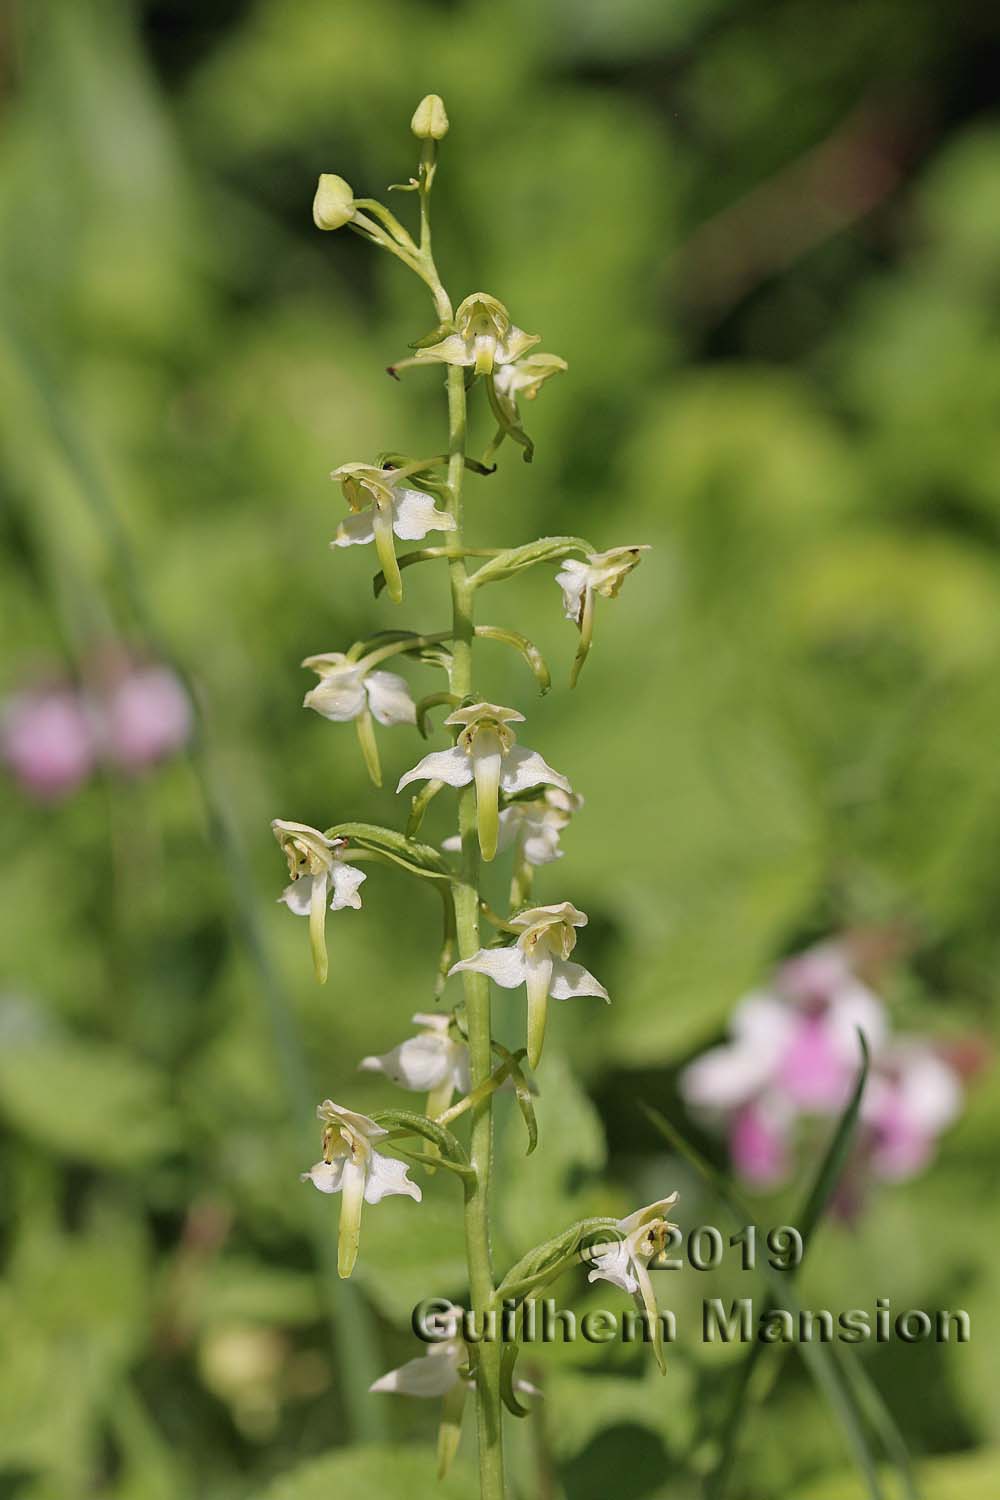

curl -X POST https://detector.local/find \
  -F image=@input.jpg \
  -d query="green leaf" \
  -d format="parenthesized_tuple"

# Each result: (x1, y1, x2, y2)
(469, 535, 594, 588)
(373, 1108, 469, 1165)
(323, 821, 455, 881)
(703, 1036, 903, 1500)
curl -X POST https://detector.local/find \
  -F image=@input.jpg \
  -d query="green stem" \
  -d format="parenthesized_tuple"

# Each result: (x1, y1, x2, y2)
(430, 269, 505, 1498)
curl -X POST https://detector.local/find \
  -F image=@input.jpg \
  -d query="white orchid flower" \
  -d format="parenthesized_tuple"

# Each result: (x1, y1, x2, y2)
(556, 545, 651, 686)
(587, 1194, 679, 1373)
(443, 786, 583, 869)
(449, 902, 608, 1069)
(371, 1333, 470, 1398)
(397, 702, 570, 862)
(491, 352, 563, 408)
(301, 651, 416, 787)
(272, 819, 366, 985)
(492, 352, 567, 420)
(360, 1012, 471, 1117)
(371, 1302, 539, 1478)
(330, 462, 456, 604)
(414, 293, 540, 377)
(301, 1099, 421, 1278)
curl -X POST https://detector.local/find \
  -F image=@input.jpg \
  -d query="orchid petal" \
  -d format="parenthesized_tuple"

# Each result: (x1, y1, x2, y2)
(301, 1158, 346, 1194)
(449, 946, 528, 989)
(332, 511, 377, 547)
(499, 745, 571, 796)
(397, 746, 473, 793)
(549, 958, 610, 1003)
(278, 874, 316, 917)
(365, 670, 417, 726)
(587, 1238, 637, 1295)
(303, 667, 367, 721)
(392, 488, 457, 541)
(360, 1033, 455, 1092)
(365, 1148, 422, 1205)
(370, 1345, 463, 1397)
(329, 862, 366, 911)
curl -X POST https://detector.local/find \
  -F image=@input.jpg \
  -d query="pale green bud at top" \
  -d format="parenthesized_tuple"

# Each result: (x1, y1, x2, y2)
(313, 174, 356, 231)
(411, 93, 449, 140)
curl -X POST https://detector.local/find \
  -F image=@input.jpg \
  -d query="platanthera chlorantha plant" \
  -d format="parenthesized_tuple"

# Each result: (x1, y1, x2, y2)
(271, 94, 673, 1500)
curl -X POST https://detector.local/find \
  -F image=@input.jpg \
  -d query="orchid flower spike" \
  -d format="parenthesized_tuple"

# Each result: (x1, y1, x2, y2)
(330, 462, 456, 604)
(587, 1194, 680, 1374)
(449, 902, 608, 1069)
(302, 1100, 421, 1278)
(360, 1012, 470, 1118)
(415, 293, 540, 377)
(556, 545, 650, 686)
(443, 785, 583, 869)
(397, 702, 570, 862)
(271, 820, 366, 985)
(371, 1302, 539, 1478)
(302, 651, 416, 787)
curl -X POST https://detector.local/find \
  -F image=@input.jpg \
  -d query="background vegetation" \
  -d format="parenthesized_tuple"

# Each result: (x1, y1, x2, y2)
(1, 1, 998, 1496)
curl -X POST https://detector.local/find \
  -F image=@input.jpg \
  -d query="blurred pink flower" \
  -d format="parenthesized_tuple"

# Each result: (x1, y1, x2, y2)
(3, 656, 193, 802)
(681, 947, 887, 1125)
(1, 687, 97, 801)
(102, 664, 192, 771)
(680, 938, 964, 1194)
(729, 1100, 791, 1186)
(862, 1042, 963, 1181)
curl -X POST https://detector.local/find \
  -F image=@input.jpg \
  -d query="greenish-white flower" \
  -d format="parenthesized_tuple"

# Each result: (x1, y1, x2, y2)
(443, 785, 583, 867)
(370, 1301, 539, 1477)
(360, 1012, 470, 1117)
(330, 462, 456, 604)
(449, 901, 608, 1068)
(302, 1099, 421, 1278)
(397, 702, 570, 862)
(415, 293, 540, 377)
(556, 545, 650, 685)
(586, 1194, 679, 1373)
(272, 819, 366, 985)
(302, 651, 416, 787)
(492, 352, 567, 420)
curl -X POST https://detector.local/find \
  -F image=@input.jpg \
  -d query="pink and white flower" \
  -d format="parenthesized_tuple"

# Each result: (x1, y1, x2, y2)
(680, 939, 963, 1194)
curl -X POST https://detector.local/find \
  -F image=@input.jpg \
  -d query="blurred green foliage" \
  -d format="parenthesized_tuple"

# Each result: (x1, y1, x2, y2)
(1, 0, 999, 1496)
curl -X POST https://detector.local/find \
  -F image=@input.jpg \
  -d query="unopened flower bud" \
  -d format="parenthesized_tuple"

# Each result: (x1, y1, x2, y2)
(312, 174, 355, 231)
(410, 94, 449, 141)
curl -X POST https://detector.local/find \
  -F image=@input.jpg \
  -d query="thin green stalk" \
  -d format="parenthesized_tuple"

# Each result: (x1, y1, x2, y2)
(420, 229, 505, 1495)
(449, 369, 506, 1500)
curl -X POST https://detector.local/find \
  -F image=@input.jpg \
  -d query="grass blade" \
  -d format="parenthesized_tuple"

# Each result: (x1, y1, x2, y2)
(701, 1031, 872, 1498)
(641, 1068, 881, 1500)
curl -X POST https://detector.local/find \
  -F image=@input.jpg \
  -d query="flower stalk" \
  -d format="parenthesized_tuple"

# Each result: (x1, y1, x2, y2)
(277, 95, 656, 1500)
